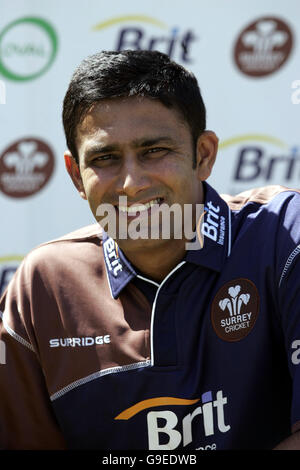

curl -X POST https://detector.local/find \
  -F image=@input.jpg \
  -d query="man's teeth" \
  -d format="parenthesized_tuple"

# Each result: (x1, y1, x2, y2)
(118, 198, 161, 214)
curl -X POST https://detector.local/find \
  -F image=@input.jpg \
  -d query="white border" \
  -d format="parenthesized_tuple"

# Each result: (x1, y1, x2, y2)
(227, 205, 232, 257)
(140, 261, 186, 367)
(0, 310, 35, 352)
(279, 245, 300, 287)
(50, 360, 151, 401)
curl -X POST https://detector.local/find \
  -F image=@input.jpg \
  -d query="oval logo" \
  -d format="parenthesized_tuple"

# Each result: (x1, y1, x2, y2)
(0, 16, 58, 81)
(234, 16, 293, 77)
(0, 137, 55, 198)
(211, 278, 259, 342)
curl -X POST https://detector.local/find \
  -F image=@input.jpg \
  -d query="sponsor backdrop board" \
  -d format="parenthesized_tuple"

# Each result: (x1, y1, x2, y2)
(0, 0, 299, 295)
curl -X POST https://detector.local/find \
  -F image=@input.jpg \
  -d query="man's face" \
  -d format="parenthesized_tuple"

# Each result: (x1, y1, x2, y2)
(66, 96, 217, 254)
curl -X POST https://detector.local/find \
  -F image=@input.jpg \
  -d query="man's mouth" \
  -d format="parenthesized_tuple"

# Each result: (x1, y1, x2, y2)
(117, 197, 164, 215)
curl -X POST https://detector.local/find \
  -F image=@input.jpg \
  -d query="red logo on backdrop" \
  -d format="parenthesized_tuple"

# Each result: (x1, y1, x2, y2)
(234, 16, 293, 77)
(0, 137, 55, 198)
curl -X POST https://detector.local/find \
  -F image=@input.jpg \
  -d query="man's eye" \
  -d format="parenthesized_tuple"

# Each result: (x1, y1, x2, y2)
(97, 155, 112, 160)
(146, 147, 168, 155)
(92, 155, 116, 163)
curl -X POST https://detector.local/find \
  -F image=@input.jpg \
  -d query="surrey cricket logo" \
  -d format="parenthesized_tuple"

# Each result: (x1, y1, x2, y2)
(0, 138, 55, 198)
(234, 16, 293, 77)
(219, 285, 250, 317)
(211, 279, 259, 341)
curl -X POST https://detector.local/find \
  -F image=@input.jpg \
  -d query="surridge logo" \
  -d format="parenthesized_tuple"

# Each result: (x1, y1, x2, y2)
(49, 335, 111, 348)
(93, 15, 197, 63)
(114, 391, 230, 450)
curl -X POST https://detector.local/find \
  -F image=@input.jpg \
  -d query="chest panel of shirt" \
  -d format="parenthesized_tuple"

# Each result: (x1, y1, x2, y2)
(144, 259, 278, 367)
(50, 257, 291, 450)
(38, 281, 152, 397)
(145, 250, 291, 435)
(51, 345, 290, 451)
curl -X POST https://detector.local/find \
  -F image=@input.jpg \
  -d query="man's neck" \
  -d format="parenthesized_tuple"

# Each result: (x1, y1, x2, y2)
(123, 239, 187, 283)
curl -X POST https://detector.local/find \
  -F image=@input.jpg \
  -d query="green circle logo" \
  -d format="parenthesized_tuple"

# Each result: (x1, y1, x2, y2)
(0, 17, 58, 81)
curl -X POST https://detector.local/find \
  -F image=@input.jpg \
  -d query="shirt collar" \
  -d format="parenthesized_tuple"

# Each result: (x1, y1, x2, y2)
(102, 181, 232, 299)
(102, 231, 137, 299)
(185, 181, 232, 271)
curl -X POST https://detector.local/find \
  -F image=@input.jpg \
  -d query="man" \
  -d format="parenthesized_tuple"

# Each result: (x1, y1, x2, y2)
(0, 50, 300, 450)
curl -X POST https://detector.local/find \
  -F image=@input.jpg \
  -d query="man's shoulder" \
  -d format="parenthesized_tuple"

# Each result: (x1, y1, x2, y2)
(21, 223, 104, 273)
(220, 186, 300, 262)
(221, 185, 300, 212)
(48, 223, 103, 243)
(36, 223, 101, 247)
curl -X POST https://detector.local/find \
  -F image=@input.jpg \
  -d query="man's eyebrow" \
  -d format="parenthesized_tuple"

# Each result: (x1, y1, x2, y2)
(84, 137, 175, 159)
(132, 136, 175, 147)
(84, 144, 119, 159)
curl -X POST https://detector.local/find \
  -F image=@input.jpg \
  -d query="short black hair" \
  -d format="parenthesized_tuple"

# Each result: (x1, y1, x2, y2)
(62, 50, 206, 166)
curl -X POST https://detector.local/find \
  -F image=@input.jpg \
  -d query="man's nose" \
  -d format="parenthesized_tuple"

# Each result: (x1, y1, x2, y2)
(115, 158, 151, 198)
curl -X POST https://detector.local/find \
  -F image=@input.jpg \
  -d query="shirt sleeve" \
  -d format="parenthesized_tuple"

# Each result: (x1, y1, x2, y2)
(0, 258, 67, 449)
(276, 191, 300, 433)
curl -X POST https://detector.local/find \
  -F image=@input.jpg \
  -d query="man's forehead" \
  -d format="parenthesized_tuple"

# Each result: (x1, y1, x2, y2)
(76, 97, 189, 147)
(80, 97, 180, 123)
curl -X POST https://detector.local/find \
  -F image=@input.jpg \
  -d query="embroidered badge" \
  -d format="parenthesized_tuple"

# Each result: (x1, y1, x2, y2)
(211, 278, 259, 341)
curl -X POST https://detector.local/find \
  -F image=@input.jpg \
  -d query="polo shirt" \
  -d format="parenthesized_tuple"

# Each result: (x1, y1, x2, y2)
(0, 182, 300, 450)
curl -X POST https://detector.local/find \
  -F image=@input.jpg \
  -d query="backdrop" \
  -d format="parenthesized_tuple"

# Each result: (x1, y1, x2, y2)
(1, 0, 299, 295)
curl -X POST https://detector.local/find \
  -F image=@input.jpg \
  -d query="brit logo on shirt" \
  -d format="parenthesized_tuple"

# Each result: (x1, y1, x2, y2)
(211, 279, 259, 341)
(103, 237, 123, 277)
(202, 201, 226, 247)
(114, 390, 230, 449)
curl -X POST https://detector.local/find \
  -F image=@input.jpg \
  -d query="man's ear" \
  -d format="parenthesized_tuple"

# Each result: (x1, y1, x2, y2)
(195, 131, 219, 181)
(64, 151, 87, 200)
